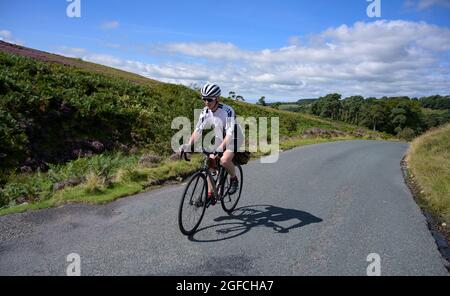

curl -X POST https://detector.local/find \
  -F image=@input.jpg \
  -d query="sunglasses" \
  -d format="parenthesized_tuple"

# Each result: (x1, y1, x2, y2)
(202, 97, 216, 103)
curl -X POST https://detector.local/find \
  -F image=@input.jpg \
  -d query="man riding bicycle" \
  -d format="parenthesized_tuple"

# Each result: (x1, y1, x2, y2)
(180, 83, 244, 204)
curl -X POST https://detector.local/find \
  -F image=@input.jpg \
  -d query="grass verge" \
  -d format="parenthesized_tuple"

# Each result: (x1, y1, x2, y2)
(405, 123, 450, 238)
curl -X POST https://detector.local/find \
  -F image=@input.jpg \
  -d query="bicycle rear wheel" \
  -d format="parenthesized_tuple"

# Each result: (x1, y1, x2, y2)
(221, 164, 243, 213)
(178, 172, 208, 235)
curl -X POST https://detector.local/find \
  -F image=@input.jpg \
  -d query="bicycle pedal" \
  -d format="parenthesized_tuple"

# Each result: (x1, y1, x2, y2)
(207, 197, 217, 207)
(195, 201, 204, 207)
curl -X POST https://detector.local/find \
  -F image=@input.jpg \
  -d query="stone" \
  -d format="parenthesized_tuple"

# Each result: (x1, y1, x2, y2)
(89, 141, 104, 153)
(138, 154, 161, 167)
(169, 153, 180, 161)
(20, 166, 32, 173)
(53, 178, 81, 191)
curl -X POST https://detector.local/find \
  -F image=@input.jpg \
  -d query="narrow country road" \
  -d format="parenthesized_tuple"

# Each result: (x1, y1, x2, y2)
(0, 140, 447, 275)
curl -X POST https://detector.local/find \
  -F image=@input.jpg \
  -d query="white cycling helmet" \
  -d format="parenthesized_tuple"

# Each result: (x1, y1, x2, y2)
(200, 83, 221, 98)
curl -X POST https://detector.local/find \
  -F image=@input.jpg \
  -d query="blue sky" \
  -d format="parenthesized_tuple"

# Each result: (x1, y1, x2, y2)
(1, 0, 450, 102)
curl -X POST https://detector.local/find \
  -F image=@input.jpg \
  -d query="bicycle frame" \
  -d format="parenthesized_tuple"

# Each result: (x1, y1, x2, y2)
(181, 150, 228, 199)
(204, 162, 227, 199)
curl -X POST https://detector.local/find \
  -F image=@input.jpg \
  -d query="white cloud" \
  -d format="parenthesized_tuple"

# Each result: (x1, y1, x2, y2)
(152, 42, 245, 61)
(56, 20, 450, 101)
(101, 21, 120, 30)
(85, 54, 123, 67)
(105, 43, 121, 49)
(56, 46, 87, 58)
(288, 36, 301, 46)
(405, 0, 450, 10)
(0, 30, 12, 39)
(419, 0, 450, 9)
(0, 29, 24, 45)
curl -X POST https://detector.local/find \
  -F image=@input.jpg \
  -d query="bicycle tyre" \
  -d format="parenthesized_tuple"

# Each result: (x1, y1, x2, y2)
(178, 172, 208, 235)
(221, 164, 243, 213)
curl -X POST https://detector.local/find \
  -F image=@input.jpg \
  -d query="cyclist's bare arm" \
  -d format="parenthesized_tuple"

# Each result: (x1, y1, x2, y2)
(187, 131, 201, 146)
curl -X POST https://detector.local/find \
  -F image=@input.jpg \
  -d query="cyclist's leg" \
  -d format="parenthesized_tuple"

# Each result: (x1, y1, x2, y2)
(221, 133, 243, 177)
(221, 150, 241, 196)
(206, 174, 214, 194)
(205, 173, 217, 205)
(220, 150, 236, 177)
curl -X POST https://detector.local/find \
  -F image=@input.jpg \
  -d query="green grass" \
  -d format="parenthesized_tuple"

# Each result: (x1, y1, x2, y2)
(55, 182, 143, 205)
(406, 123, 450, 225)
(277, 104, 301, 112)
(0, 199, 56, 216)
(0, 153, 203, 216)
(280, 135, 354, 151)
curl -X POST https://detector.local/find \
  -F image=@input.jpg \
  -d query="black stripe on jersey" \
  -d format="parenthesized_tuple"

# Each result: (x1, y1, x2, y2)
(223, 106, 233, 117)
(201, 108, 208, 123)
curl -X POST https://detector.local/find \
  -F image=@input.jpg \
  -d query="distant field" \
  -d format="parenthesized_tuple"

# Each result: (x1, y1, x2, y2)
(278, 104, 301, 112)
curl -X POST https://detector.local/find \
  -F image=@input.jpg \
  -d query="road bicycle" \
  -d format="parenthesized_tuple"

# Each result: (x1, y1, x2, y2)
(178, 149, 243, 235)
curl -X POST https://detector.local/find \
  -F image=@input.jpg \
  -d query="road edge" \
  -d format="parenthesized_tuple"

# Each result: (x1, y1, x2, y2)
(400, 156, 450, 272)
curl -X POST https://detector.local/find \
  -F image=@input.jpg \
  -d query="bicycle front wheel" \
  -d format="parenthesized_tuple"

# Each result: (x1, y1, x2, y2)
(221, 164, 243, 213)
(178, 172, 208, 235)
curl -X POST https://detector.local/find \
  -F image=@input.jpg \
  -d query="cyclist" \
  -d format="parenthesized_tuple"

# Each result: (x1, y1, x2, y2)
(180, 83, 244, 204)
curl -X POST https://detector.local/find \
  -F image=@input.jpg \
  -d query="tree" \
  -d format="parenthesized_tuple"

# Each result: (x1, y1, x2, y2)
(342, 96, 364, 124)
(419, 95, 450, 110)
(361, 101, 389, 131)
(390, 106, 407, 134)
(311, 93, 342, 120)
(235, 95, 245, 101)
(188, 83, 200, 91)
(228, 91, 236, 100)
(397, 127, 416, 141)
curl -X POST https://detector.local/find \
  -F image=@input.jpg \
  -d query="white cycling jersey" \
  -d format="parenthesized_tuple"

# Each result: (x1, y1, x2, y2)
(194, 103, 244, 149)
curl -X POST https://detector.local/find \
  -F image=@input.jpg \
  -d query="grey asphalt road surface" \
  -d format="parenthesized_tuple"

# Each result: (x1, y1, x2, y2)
(0, 140, 448, 275)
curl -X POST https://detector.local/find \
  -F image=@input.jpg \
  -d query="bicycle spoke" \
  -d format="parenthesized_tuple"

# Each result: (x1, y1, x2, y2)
(189, 175, 201, 205)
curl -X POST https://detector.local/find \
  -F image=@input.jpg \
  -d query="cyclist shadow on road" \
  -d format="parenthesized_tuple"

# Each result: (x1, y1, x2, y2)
(188, 205, 323, 242)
